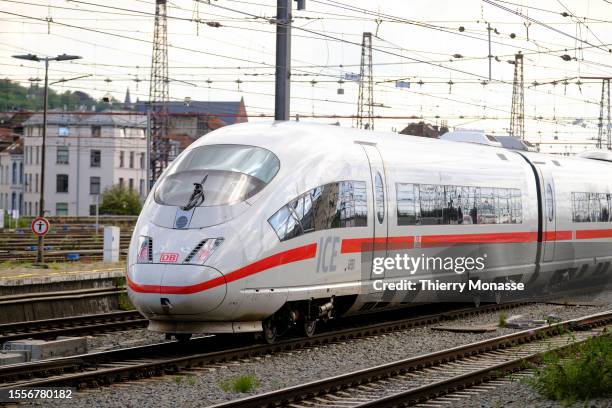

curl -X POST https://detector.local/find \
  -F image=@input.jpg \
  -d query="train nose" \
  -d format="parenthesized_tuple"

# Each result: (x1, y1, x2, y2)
(127, 264, 227, 315)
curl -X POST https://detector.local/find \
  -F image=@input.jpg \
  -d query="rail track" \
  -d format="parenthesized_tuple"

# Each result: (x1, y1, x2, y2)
(0, 225, 133, 263)
(210, 310, 612, 408)
(0, 310, 146, 343)
(0, 301, 533, 392)
(0, 286, 129, 325)
(0, 233, 132, 263)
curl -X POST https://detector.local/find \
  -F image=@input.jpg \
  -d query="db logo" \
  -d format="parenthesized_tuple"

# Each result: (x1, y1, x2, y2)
(159, 253, 179, 263)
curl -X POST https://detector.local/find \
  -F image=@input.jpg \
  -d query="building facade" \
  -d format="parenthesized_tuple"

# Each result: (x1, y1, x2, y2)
(22, 111, 147, 217)
(0, 139, 24, 215)
(133, 98, 248, 139)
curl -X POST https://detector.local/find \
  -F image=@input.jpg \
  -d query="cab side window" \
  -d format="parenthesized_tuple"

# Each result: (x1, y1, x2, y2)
(269, 181, 367, 242)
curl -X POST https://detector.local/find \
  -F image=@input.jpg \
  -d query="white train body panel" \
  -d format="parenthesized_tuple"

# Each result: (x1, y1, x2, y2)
(127, 122, 612, 335)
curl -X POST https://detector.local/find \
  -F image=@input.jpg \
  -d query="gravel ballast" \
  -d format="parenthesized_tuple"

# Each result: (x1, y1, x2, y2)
(25, 289, 612, 408)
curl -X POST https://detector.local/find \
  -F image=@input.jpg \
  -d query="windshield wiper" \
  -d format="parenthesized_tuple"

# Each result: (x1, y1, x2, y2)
(181, 174, 208, 211)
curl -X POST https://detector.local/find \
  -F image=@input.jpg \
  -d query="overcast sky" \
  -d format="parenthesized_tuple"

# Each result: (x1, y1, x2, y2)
(1, 0, 611, 153)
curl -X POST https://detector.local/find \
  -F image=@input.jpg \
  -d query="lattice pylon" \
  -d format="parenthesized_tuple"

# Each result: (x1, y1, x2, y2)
(509, 53, 525, 140)
(597, 78, 611, 150)
(149, 0, 170, 183)
(356, 32, 374, 130)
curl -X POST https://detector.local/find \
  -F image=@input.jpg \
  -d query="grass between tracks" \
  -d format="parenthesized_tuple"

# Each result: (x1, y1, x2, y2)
(219, 374, 261, 393)
(525, 333, 611, 406)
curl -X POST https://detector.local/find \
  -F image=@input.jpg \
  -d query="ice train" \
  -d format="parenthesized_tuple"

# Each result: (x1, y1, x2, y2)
(127, 122, 612, 342)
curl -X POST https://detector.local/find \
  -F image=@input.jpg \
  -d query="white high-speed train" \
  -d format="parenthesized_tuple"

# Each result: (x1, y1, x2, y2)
(127, 121, 612, 342)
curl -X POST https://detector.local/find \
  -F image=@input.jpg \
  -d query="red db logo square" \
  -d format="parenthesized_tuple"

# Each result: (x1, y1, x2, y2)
(160, 253, 179, 263)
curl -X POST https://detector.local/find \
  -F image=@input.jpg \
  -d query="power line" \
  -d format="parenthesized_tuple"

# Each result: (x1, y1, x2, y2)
(482, 0, 612, 53)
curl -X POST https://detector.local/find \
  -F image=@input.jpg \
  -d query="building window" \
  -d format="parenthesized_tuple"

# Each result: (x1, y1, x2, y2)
(119, 151, 124, 167)
(91, 125, 101, 137)
(129, 151, 134, 168)
(89, 204, 96, 216)
(90, 150, 101, 167)
(11, 162, 16, 185)
(90, 176, 101, 195)
(56, 174, 69, 193)
(35, 174, 38, 193)
(129, 178, 134, 191)
(140, 153, 145, 169)
(35, 146, 39, 164)
(57, 146, 69, 164)
(56, 202, 68, 216)
(58, 127, 69, 137)
(139, 178, 145, 197)
(119, 177, 124, 188)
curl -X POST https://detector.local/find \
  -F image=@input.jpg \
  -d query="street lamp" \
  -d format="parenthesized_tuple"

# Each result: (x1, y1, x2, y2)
(12, 53, 81, 265)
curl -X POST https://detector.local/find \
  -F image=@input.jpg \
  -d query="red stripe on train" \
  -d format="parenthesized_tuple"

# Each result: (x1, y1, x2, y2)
(127, 243, 317, 295)
(421, 231, 538, 246)
(575, 229, 612, 239)
(341, 236, 414, 253)
(543, 231, 573, 241)
(128, 227, 612, 295)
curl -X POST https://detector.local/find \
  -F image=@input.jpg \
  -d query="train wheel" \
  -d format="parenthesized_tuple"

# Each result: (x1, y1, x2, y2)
(262, 318, 277, 344)
(175, 333, 192, 343)
(302, 320, 317, 338)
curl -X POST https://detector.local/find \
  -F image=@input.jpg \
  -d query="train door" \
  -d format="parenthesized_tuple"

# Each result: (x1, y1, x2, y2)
(358, 143, 389, 281)
(541, 169, 556, 262)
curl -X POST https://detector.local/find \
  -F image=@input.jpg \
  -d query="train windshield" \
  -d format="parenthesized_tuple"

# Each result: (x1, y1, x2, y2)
(154, 144, 280, 207)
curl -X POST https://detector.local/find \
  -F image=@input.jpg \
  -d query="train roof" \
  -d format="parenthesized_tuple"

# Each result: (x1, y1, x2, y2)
(195, 121, 612, 168)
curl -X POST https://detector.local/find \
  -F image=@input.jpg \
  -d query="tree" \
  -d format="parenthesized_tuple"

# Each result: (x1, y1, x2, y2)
(99, 185, 142, 215)
(0, 79, 121, 112)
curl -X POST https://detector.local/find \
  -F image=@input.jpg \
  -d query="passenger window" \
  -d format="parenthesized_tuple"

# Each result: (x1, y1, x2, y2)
(374, 172, 385, 224)
(396, 182, 522, 226)
(301, 193, 314, 232)
(268, 181, 367, 242)
(571, 192, 612, 222)
(267, 206, 301, 241)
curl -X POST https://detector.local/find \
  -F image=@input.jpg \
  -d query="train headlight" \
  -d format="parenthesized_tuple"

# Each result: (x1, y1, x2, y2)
(186, 238, 224, 265)
(137, 236, 153, 263)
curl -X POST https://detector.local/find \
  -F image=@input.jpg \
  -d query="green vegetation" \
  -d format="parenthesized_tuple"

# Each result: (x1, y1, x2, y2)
(113, 276, 134, 311)
(99, 185, 142, 216)
(186, 375, 197, 386)
(0, 79, 122, 111)
(219, 374, 260, 393)
(0, 260, 19, 269)
(118, 292, 133, 311)
(498, 311, 508, 327)
(525, 335, 611, 405)
(2, 211, 31, 229)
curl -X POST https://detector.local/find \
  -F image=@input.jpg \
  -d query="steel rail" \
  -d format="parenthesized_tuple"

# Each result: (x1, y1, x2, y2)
(208, 310, 612, 408)
(0, 311, 146, 342)
(0, 302, 532, 389)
